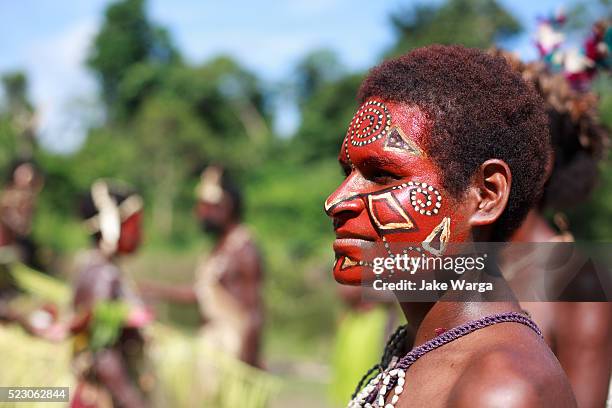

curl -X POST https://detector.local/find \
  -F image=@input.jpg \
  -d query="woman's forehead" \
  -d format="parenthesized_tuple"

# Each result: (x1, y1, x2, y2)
(341, 99, 433, 168)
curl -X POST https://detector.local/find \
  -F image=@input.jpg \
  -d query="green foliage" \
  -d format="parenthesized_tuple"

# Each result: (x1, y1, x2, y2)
(10, 262, 71, 306)
(90, 300, 130, 351)
(0, 116, 19, 172)
(0, 70, 36, 167)
(6, 0, 612, 379)
(114, 62, 166, 121)
(292, 74, 363, 162)
(1, 71, 33, 114)
(294, 49, 345, 106)
(388, 0, 522, 55)
(87, 0, 179, 112)
(79, 0, 272, 240)
(246, 158, 342, 339)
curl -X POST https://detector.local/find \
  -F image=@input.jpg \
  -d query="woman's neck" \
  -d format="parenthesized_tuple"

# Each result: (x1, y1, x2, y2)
(94, 245, 118, 262)
(397, 261, 522, 347)
(400, 300, 523, 347)
(511, 209, 557, 242)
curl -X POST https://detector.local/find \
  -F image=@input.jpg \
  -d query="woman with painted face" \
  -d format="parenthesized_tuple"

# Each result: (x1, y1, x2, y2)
(67, 180, 152, 408)
(325, 45, 576, 407)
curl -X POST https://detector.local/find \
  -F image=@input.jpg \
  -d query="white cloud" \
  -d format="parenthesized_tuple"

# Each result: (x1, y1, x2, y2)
(25, 18, 100, 153)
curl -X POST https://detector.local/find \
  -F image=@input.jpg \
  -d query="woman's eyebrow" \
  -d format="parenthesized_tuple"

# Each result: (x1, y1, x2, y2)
(360, 155, 396, 168)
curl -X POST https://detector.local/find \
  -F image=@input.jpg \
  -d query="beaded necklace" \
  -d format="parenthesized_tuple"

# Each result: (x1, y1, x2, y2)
(347, 311, 542, 408)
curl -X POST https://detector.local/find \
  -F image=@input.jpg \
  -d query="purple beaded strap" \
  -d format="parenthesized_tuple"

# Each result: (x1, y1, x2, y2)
(365, 311, 542, 405)
(396, 311, 542, 369)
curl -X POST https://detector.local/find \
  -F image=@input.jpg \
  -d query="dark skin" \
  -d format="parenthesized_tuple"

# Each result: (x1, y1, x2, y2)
(0, 166, 43, 321)
(397, 302, 574, 407)
(0, 222, 14, 247)
(72, 260, 146, 408)
(139, 193, 264, 367)
(327, 99, 576, 407)
(511, 210, 612, 408)
(35, 212, 148, 408)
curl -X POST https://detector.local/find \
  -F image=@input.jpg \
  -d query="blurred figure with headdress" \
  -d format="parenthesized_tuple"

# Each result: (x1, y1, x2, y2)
(140, 164, 264, 367)
(137, 165, 271, 406)
(491, 48, 612, 408)
(43, 179, 153, 408)
(192, 165, 264, 368)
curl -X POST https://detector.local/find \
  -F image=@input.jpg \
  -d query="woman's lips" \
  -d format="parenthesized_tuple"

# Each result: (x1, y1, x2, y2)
(333, 237, 372, 255)
(332, 238, 376, 270)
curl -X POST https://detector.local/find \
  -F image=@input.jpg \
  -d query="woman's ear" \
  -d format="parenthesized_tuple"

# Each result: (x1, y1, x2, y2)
(469, 159, 511, 227)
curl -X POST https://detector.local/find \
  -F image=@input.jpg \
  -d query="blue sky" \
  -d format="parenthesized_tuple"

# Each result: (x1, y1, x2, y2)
(0, 0, 576, 152)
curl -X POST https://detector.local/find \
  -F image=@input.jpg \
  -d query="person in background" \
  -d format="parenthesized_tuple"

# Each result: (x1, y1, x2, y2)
(140, 165, 264, 368)
(493, 49, 612, 408)
(0, 159, 44, 322)
(0, 160, 44, 268)
(43, 180, 153, 408)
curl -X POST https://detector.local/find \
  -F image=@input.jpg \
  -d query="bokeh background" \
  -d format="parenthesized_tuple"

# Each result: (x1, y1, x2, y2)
(1, 0, 611, 406)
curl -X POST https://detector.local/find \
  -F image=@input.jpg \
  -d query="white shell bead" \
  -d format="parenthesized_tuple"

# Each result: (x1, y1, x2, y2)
(392, 395, 400, 404)
(395, 385, 404, 394)
(397, 377, 405, 386)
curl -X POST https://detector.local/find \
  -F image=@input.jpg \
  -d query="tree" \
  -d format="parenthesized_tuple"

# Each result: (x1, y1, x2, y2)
(294, 49, 345, 106)
(87, 0, 179, 116)
(0, 71, 36, 163)
(2, 72, 32, 115)
(387, 0, 522, 56)
(292, 73, 363, 162)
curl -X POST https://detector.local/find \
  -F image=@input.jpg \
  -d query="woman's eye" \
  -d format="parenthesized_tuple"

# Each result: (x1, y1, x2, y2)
(370, 171, 402, 184)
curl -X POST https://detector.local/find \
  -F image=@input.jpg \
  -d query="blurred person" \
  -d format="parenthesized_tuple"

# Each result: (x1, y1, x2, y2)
(0, 159, 44, 321)
(39, 180, 153, 408)
(325, 45, 576, 407)
(140, 165, 264, 368)
(492, 49, 612, 408)
(0, 159, 44, 266)
(329, 285, 393, 406)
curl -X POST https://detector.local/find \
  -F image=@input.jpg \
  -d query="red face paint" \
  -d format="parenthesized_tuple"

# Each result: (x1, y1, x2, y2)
(325, 99, 470, 285)
(117, 211, 143, 254)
